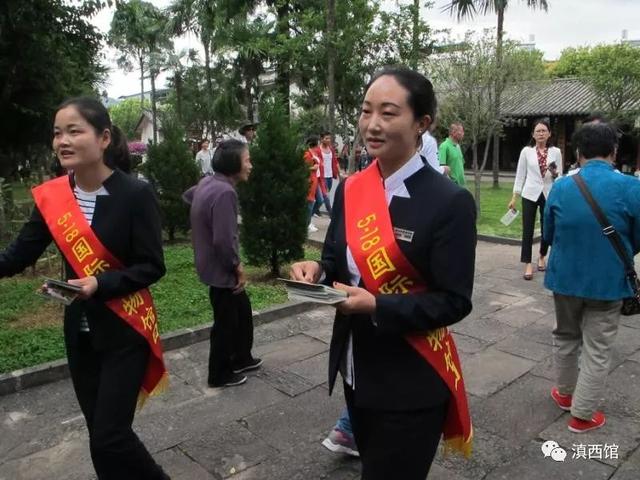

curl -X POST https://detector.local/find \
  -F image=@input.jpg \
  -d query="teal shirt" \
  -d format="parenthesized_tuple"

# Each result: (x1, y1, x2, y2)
(543, 160, 640, 300)
(438, 137, 465, 186)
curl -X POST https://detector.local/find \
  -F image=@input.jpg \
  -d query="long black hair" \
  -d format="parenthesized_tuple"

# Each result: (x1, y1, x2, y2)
(56, 97, 131, 173)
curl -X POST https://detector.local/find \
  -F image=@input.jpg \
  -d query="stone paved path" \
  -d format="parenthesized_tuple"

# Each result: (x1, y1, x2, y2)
(2, 240, 640, 479)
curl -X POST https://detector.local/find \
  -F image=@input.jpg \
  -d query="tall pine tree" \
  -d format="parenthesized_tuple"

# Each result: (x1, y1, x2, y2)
(239, 96, 308, 277)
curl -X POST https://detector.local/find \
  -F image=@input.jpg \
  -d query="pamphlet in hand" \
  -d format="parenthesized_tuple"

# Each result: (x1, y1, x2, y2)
(279, 278, 348, 305)
(500, 208, 519, 226)
(37, 278, 83, 305)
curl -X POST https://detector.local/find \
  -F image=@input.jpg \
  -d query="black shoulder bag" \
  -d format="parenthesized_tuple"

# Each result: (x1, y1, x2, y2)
(572, 174, 640, 315)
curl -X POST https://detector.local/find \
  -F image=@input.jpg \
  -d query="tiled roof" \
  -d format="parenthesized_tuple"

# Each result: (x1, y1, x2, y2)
(500, 77, 640, 117)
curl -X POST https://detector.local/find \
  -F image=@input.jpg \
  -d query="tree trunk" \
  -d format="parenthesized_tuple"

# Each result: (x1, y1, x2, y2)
(270, 249, 280, 278)
(139, 55, 145, 108)
(492, 7, 505, 188)
(150, 71, 158, 144)
(0, 179, 5, 239)
(203, 34, 215, 134)
(275, 3, 290, 119)
(175, 72, 183, 123)
(492, 132, 500, 188)
(410, 0, 420, 69)
(244, 69, 254, 121)
(326, 0, 336, 132)
(348, 128, 361, 174)
(472, 138, 481, 217)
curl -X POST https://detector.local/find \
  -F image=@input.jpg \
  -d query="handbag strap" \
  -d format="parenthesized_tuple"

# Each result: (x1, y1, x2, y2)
(572, 173, 640, 294)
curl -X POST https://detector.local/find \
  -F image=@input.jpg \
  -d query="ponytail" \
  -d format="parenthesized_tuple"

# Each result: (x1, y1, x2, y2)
(105, 125, 131, 173)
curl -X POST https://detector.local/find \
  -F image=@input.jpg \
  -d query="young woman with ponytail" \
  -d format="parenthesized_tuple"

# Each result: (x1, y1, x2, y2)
(0, 97, 170, 479)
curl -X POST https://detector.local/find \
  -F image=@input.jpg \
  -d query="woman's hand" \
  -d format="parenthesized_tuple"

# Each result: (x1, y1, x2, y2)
(67, 276, 98, 299)
(508, 195, 517, 211)
(289, 261, 322, 283)
(333, 282, 376, 315)
(233, 264, 247, 294)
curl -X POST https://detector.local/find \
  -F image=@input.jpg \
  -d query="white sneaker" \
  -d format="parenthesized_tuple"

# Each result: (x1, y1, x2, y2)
(308, 223, 319, 232)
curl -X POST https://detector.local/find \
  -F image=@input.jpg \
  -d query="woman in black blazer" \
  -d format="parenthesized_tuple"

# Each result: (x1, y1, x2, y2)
(0, 98, 170, 479)
(290, 67, 477, 479)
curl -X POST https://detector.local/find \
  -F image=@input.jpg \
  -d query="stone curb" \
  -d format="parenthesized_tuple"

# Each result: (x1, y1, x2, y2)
(477, 234, 541, 246)
(0, 300, 321, 397)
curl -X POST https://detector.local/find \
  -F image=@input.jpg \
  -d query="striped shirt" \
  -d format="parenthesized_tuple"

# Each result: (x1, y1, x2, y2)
(73, 184, 109, 332)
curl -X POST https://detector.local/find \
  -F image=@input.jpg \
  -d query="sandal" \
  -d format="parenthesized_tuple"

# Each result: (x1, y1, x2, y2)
(537, 259, 546, 271)
(523, 273, 533, 280)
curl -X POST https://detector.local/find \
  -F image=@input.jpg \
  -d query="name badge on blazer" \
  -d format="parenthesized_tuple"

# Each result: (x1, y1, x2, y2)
(393, 227, 414, 243)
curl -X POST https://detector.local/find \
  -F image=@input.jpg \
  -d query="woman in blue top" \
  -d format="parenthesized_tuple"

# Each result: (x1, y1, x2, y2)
(544, 122, 640, 433)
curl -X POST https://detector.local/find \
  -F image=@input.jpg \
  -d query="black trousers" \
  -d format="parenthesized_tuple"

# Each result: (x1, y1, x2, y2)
(345, 385, 446, 480)
(208, 287, 254, 384)
(66, 333, 167, 480)
(521, 193, 549, 263)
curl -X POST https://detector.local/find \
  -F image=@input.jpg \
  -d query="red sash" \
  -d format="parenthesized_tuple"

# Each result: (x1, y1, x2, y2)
(32, 175, 168, 408)
(344, 160, 473, 457)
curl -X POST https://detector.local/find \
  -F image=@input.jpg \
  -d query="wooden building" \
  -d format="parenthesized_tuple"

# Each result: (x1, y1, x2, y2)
(497, 78, 640, 173)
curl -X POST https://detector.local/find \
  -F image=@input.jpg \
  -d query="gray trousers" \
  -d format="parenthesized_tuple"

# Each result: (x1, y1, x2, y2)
(552, 293, 621, 420)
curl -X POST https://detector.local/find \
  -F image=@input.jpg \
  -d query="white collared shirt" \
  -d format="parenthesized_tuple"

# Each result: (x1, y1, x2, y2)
(419, 131, 445, 174)
(342, 152, 424, 387)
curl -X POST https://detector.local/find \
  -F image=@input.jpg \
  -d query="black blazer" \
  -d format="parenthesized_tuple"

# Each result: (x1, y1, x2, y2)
(322, 164, 476, 411)
(0, 170, 166, 350)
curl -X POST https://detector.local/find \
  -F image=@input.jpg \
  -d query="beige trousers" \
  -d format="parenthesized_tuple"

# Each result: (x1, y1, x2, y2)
(552, 293, 621, 420)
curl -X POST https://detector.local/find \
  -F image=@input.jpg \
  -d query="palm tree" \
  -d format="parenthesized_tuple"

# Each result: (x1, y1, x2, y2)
(110, 0, 171, 143)
(168, 0, 218, 110)
(445, 0, 549, 187)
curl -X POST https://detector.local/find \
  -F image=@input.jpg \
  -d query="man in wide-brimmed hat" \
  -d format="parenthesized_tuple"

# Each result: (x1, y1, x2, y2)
(238, 122, 258, 144)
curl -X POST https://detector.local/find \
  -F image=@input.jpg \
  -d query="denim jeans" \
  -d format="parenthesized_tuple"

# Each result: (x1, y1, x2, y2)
(324, 177, 333, 193)
(335, 407, 353, 436)
(313, 183, 331, 216)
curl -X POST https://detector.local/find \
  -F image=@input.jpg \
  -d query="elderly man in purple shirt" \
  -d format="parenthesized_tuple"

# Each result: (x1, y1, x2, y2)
(183, 139, 262, 387)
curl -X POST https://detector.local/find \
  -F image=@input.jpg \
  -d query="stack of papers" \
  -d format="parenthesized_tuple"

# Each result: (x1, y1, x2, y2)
(500, 208, 519, 226)
(279, 279, 348, 305)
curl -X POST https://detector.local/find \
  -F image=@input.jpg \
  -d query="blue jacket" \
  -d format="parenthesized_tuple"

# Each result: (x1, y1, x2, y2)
(544, 160, 640, 300)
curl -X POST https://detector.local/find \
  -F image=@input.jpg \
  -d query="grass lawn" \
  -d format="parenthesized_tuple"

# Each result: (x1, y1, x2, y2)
(468, 180, 540, 239)
(0, 244, 321, 374)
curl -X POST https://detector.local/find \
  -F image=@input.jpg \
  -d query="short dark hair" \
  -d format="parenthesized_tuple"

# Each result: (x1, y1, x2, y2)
(306, 135, 319, 148)
(56, 96, 131, 173)
(212, 139, 247, 175)
(572, 122, 617, 160)
(585, 113, 609, 124)
(364, 66, 437, 121)
(319, 131, 331, 138)
(528, 118, 554, 148)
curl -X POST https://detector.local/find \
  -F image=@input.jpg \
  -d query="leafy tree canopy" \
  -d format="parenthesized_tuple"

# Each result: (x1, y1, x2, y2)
(550, 43, 640, 120)
(109, 98, 150, 140)
(0, 0, 106, 175)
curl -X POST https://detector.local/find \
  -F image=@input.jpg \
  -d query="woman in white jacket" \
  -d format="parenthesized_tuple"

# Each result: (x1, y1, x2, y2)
(508, 119, 562, 280)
